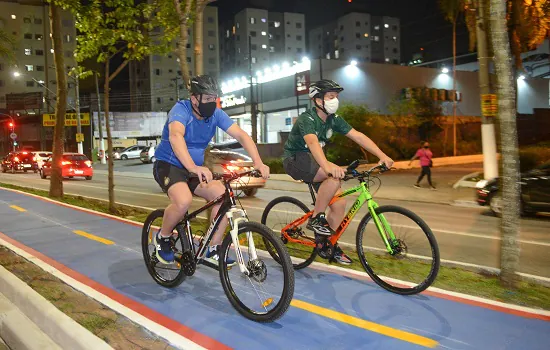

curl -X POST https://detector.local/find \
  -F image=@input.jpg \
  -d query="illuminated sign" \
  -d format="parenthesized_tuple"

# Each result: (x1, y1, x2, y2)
(220, 94, 247, 108)
(43, 113, 90, 127)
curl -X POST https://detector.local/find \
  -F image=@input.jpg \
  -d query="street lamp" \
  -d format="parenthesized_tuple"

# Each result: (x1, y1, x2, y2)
(350, 59, 358, 66)
(441, 67, 449, 74)
(13, 71, 21, 77)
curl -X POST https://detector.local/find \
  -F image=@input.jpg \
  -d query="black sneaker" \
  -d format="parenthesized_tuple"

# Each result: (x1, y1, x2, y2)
(307, 212, 334, 236)
(333, 245, 353, 265)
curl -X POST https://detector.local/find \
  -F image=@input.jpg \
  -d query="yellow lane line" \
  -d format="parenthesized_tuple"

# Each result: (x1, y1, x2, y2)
(291, 299, 438, 348)
(73, 230, 114, 245)
(10, 205, 27, 212)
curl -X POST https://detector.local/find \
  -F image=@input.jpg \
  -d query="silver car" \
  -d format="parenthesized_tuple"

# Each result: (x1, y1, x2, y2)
(140, 145, 156, 164)
(207, 149, 265, 197)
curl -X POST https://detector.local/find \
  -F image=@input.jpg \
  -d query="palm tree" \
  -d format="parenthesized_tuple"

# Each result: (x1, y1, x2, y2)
(489, 0, 521, 288)
(0, 29, 16, 63)
(438, 0, 463, 156)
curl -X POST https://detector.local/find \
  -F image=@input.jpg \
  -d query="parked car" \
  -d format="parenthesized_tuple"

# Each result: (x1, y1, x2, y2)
(208, 149, 265, 197)
(40, 153, 93, 180)
(1, 152, 39, 174)
(31, 151, 53, 169)
(109, 147, 127, 160)
(476, 162, 550, 216)
(117, 145, 146, 160)
(140, 145, 156, 164)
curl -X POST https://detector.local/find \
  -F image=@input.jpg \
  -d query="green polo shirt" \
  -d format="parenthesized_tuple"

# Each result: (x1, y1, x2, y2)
(283, 107, 353, 158)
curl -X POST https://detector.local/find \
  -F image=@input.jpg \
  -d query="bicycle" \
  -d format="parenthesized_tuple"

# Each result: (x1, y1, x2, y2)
(261, 160, 440, 295)
(142, 169, 295, 322)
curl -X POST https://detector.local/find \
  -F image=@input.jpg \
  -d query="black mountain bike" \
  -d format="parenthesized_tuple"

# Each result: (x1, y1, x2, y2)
(142, 170, 295, 323)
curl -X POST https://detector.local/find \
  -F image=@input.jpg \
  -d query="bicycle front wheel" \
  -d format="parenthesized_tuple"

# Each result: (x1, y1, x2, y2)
(218, 222, 295, 323)
(356, 205, 440, 295)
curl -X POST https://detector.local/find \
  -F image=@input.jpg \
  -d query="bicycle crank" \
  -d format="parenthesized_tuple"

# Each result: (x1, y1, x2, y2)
(176, 250, 196, 276)
(315, 236, 335, 260)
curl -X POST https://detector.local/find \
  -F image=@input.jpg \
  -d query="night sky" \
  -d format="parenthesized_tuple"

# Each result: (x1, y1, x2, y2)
(213, 0, 471, 62)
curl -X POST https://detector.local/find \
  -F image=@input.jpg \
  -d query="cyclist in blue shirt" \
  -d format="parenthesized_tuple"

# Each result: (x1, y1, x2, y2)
(153, 75, 270, 265)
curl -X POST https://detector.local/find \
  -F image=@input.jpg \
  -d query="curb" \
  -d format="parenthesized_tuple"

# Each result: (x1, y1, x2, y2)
(0, 265, 112, 350)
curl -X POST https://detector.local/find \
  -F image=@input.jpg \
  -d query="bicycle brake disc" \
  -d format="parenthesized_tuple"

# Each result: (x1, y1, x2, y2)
(247, 259, 267, 282)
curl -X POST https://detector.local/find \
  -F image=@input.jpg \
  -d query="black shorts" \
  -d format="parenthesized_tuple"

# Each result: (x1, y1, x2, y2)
(153, 160, 200, 194)
(283, 152, 321, 191)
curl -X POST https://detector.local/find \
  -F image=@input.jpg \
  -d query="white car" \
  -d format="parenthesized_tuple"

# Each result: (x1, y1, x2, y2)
(118, 145, 146, 160)
(31, 151, 53, 170)
(140, 145, 156, 164)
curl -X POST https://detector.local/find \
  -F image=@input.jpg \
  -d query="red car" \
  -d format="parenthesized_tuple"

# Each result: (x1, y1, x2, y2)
(41, 153, 93, 180)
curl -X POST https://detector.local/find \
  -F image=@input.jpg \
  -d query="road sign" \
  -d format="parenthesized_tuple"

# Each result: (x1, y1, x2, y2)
(43, 113, 91, 127)
(10, 133, 17, 140)
(76, 133, 84, 143)
(481, 94, 498, 117)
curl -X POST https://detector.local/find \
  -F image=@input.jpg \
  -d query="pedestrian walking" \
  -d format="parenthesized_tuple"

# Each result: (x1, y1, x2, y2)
(409, 141, 436, 190)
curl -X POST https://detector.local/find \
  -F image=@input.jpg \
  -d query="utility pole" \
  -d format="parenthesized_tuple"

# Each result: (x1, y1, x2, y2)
(95, 72, 106, 164)
(173, 77, 180, 100)
(248, 35, 258, 143)
(75, 76, 83, 154)
(475, 0, 498, 180)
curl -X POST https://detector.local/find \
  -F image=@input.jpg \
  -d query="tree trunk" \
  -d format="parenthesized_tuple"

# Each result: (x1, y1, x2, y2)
(48, 2, 66, 199)
(452, 19, 457, 156)
(489, 0, 521, 288)
(194, 6, 204, 76)
(174, 0, 193, 90)
(104, 61, 116, 213)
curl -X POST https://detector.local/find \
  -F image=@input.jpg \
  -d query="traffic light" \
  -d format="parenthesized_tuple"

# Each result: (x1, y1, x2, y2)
(9, 122, 13, 128)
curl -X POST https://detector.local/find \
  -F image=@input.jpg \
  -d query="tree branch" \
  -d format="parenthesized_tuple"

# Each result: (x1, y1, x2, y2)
(109, 60, 129, 82)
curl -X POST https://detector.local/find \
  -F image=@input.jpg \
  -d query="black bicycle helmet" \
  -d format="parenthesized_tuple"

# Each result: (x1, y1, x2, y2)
(190, 75, 221, 96)
(308, 79, 344, 99)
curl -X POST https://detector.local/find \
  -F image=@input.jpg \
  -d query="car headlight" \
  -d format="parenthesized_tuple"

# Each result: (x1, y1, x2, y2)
(475, 180, 489, 189)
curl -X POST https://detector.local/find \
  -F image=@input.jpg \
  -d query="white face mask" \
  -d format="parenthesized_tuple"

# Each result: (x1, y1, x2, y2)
(323, 98, 339, 114)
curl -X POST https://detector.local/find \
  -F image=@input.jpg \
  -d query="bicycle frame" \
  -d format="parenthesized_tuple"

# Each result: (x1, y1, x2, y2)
(281, 180, 398, 254)
(179, 179, 256, 274)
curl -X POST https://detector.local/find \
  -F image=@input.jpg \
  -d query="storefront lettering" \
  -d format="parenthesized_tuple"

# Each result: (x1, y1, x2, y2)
(221, 94, 247, 108)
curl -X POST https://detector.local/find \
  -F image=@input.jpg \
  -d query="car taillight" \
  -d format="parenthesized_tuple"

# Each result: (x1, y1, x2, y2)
(61, 161, 71, 166)
(14, 157, 19, 162)
(223, 164, 241, 172)
(84, 160, 92, 167)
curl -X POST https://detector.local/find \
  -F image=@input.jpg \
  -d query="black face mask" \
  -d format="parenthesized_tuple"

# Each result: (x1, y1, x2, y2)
(199, 101, 217, 118)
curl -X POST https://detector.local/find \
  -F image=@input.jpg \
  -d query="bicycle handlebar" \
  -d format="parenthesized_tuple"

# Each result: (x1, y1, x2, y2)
(328, 161, 390, 181)
(191, 169, 263, 183)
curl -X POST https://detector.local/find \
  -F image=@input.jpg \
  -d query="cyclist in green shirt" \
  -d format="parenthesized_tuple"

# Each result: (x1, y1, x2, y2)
(283, 79, 394, 264)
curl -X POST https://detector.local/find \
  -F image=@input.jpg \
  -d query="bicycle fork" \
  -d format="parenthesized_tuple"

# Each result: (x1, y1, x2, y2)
(367, 201, 397, 255)
(226, 206, 257, 275)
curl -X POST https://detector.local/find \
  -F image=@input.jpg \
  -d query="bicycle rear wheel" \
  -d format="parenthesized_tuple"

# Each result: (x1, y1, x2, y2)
(218, 222, 295, 323)
(261, 196, 317, 270)
(141, 209, 189, 288)
(356, 205, 440, 295)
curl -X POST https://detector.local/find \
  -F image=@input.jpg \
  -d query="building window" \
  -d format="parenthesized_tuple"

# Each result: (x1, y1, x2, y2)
(26, 81, 34, 87)
(11, 14, 16, 19)
(186, 43, 191, 48)
(36, 65, 44, 71)
(35, 34, 43, 40)
(236, 35, 240, 41)
(251, 44, 257, 50)
(340, 36, 344, 42)
(364, 33, 369, 37)
(341, 48, 345, 53)
(25, 65, 34, 71)
(393, 25, 398, 31)
(250, 17, 255, 24)
(251, 57, 256, 63)
(385, 58, 390, 62)
(237, 47, 241, 53)
(157, 97, 162, 104)
(356, 32, 360, 38)
(374, 36, 379, 42)
(186, 57, 191, 62)
(250, 31, 257, 37)
(207, 16, 214, 23)
(384, 24, 389, 28)
(275, 34, 281, 40)
(155, 68, 161, 75)
(287, 47, 291, 51)
(24, 33, 32, 39)
(168, 54, 172, 59)
(34, 18, 42, 25)
(365, 21, 369, 26)
(340, 25, 344, 30)
(208, 30, 215, 37)
(236, 22, 240, 28)
(208, 58, 215, 64)
(65, 51, 72, 58)
(393, 59, 399, 64)
(269, 46, 275, 52)
(50, 48, 54, 53)
(226, 30, 230, 38)
(24, 48, 32, 55)
(64, 34, 71, 43)
(274, 21, 281, 28)
(356, 45, 361, 50)
(356, 21, 360, 27)
(296, 35, 302, 41)
(208, 44, 215, 50)
(297, 47, 303, 53)
(261, 31, 266, 36)
(23, 17, 31, 23)
(374, 25, 379, 30)
(261, 44, 267, 49)
(393, 48, 398, 53)
(62, 19, 72, 27)
(392, 36, 397, 41)
(296, 22, 302, 29)
(335, 50, 339, 59)
(261, 18, 266, 23)
(35, 49, 44, 56)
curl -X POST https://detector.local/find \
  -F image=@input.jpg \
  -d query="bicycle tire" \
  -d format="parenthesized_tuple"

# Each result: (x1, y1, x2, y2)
(261, 196, 317, 270)
(218, 221, 295, 323)
(141, 209, 187, 288)
(356, 205, 440, 295)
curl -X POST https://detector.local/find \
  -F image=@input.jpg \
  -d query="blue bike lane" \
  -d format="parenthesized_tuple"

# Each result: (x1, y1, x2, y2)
(0, 187, 549, 350)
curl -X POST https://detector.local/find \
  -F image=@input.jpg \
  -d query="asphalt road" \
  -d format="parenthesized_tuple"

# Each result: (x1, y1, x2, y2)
(1, 165, 549, 279)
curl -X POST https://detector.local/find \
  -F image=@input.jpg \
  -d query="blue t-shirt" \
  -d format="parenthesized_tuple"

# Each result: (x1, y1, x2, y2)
(155, 100, 235, 168)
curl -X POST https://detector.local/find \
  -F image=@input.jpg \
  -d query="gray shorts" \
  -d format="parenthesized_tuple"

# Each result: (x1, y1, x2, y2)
(283, 152, 321, 191)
